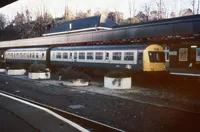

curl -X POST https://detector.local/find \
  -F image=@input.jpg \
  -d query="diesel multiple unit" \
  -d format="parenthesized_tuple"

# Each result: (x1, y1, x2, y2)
(4, 44, 166, 72)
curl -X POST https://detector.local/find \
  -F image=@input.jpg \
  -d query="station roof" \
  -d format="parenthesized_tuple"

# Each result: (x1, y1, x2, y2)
(6, 47, 49, 52)
(52, 44, 148, 51)
(0, 0, 16, 8)
(43, 15, 118, 36)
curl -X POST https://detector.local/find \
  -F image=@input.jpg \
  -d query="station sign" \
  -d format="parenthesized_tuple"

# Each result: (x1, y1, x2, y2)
(169, 51, 177, 56)
(196, 48, 200, 61)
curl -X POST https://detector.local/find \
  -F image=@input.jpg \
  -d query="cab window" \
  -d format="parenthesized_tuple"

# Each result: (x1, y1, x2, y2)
(148, 51, 165, 62)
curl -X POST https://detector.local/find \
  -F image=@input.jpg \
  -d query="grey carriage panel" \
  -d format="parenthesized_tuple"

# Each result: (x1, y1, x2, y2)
(174, 22, 193, 35)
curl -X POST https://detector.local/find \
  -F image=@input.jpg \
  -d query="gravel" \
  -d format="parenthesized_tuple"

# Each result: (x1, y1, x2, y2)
(0, 74, 200, 131)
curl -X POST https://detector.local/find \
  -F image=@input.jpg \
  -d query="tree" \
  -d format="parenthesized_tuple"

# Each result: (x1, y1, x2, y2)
(179, 8, 193, 16)
(170, 12, 176, 18)
(197, 0, 200, 14)
(64, 7, 75, 21)
(143, 3, 151, 21)
(13, 12, 26, 39)
(33, 11, 54, 37)
(24, 9, 34, 38)
(128, 0, 137, 23)
(123, 17, 139, 25)
(76, 11, 88, 19)
(0, 14, 6, 31)
(136, 12, 147, 22)
(94, 10, 101, 16)
(13, 9, 34, 39)
(0, 14, 6, 40)
(2, 24, 19, 40)
(155, 0, 167, 19)
(191, 0, 196, 14)
(149, 10, 158, 20)
(107, 11, 124, 24)
(86, 9, 92, 17)
(190, 0, 200, 14)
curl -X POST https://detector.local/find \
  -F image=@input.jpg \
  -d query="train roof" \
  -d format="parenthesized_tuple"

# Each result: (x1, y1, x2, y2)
(51, 44, 148, 51)
(6, 47, 49, 52)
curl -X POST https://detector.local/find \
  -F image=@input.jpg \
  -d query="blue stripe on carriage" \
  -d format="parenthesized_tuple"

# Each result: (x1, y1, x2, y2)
(6, 59, 46, 63)
(51, 61, 143, 71)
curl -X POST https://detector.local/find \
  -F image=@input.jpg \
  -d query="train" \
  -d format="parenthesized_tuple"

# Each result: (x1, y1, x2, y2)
(2, 43, 166, 72)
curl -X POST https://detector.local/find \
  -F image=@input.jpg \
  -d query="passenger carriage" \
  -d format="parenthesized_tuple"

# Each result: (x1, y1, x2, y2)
(50, 44, 166, 72)
(4, 48, 50, 67)
(3, 44, 166, 72)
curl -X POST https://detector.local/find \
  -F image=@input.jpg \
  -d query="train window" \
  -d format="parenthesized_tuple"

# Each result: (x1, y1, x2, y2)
(124, 52, 134, 61)
(87, 52, 94, 60)
(32, 53, 35, 58)
(56, 52, 61, 59)
(36, 53, 38, 58)
(79, 52, 85, 59)
(74, 52, 77, 59)
(63, 52, 68, 59)
(95, 52, 103, 60)
(148, 51, 165, 62)
(42, 53, 45, 59)
(113, 52, 122, 60)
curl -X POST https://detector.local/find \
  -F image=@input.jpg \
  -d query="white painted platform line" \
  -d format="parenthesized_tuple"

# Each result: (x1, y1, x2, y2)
(170, 72, 200, 76)
(0, 92, 89, 132)
(0, 90, 125, 132)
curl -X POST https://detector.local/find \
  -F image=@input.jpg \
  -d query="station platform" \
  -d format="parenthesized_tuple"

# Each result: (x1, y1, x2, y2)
(0, 92, 88, 132)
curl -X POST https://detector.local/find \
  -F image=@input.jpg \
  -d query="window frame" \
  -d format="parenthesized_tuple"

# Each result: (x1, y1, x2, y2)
(124, 52, 134, 61)
(56, 52, 62, 59)
(112, 52, 122, 61)
(95, 52, 103, 60)
(87, 52, 94, 60)
(62, 52, 68, 59)
(79, 52, 85, 60)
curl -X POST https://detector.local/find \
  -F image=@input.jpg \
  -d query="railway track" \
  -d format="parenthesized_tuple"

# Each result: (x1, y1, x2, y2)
(0, 90, 124, 132)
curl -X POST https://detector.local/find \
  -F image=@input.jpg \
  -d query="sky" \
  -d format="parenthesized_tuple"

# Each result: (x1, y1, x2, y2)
(0, 0, 192, 22)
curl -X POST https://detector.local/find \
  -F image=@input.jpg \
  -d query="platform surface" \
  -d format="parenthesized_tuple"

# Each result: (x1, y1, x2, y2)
(0, 93, 87, 132)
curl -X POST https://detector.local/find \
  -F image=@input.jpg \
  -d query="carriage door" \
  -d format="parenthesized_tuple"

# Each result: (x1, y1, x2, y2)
(0, 50, 4, 62)
(105, 51, 110, 63)
(74, 52, 77, 62)
(69, 52, 73, 61)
